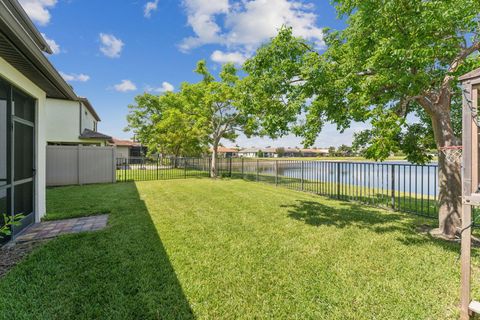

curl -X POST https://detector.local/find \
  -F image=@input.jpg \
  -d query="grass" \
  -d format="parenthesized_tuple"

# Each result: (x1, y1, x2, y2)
(0, 179, 479, 319)
(116, 167, 208, 181)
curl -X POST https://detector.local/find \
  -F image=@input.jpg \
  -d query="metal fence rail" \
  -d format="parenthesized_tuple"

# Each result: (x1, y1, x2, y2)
(116, 157, 439, 218)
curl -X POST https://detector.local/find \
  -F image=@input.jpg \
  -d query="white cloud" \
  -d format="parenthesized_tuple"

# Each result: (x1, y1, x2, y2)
(210, 50, 248, 65)
(99, 33, 124, 58)
(60, 72, 90, 82)
(18, 0, 57, 25)
(180, 0, 324, 54)
(114, 80, 137, 92)
(41, 33, 60, 54)
(146, 82, 175, 93)
(144, 0, 159, 17)
(179, 0, 229, 52)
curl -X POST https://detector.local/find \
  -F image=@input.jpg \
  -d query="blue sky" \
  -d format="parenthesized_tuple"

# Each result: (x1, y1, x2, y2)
(20, 0, 369, 148)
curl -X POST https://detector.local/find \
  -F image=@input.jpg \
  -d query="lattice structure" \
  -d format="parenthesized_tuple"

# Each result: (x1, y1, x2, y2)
(439, 146, 463, 164)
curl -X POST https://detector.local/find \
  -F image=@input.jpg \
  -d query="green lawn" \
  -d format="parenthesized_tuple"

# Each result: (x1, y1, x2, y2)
(0, 179, 479, 319)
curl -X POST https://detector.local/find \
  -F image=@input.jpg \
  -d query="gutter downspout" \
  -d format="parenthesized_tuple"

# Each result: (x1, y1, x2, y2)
(79, 101, 82, 136)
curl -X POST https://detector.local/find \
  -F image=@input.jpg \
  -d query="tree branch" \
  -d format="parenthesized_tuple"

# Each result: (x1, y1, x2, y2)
(443, 41, 480, 88)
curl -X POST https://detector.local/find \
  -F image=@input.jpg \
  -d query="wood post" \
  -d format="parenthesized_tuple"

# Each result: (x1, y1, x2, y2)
(460, 81, 476, 320)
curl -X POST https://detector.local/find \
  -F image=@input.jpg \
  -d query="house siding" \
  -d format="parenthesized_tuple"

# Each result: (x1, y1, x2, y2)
(0, 56, 47, 221)
(46, 98, 104, 145)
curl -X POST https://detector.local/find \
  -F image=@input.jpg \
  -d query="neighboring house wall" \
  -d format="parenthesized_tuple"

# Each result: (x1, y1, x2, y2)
(80, 103, 96, 132)
(239, 152, 257, 158)
(0, 56, 47, 221)
(46, 98, 103, 145)
(116, 146, 130, 159)
(45, 98, 79, 143)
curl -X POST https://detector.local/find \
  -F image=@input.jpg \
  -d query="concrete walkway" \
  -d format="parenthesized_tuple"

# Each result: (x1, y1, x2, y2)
(15, 215, 109, 243)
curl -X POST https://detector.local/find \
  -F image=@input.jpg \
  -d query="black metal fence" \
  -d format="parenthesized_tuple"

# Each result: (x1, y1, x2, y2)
(116, 157, 439, 218)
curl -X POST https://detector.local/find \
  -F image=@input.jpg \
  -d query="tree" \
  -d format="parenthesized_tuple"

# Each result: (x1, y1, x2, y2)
(243, 1, 480, 238)
(276, 147, 285, 157)
(328, 146, 337, 157)
(337, 144, 353, 157)
(184, 61, 257, 177)
(125, 92, 207, 158)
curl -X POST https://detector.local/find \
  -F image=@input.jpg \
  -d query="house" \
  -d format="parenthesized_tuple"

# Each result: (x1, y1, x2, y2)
(238, 147, 279, 158)
(300, 148, 329, 157)
(212, 147, 239, 158)
(0, 0, 80, 238)
(46, 97, 111, 146)
(238, 148, 260, 158)
(281, 147, 301, 157)
(262, 147, 279, 158)
(111, 138, 146, 159)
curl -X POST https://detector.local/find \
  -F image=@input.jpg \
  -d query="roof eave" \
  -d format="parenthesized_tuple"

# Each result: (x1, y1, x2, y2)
(459, 67, 480, 82)
(78, 97, 101, 121)
(0, 0, 77, 100)
(4, 0, 52, 53)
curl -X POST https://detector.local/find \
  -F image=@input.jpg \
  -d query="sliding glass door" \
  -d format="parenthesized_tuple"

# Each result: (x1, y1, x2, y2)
(0, 78, 35, 241)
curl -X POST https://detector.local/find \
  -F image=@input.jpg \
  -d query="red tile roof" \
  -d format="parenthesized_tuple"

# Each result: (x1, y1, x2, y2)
(212, 147, 239, 153)
(111, 138, 141, 147)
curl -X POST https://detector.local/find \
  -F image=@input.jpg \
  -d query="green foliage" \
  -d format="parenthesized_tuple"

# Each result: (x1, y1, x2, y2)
(0, 213, 24, 239)
(125, 92, 207, 157)
(336, 144, 353, 156)
(328, 146, 336, 157)
(243, 0, 480, 163)
(126, 61, 258, 162)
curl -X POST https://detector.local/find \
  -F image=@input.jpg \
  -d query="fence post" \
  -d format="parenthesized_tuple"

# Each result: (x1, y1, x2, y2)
(156, 155, 159, 180)
(112, 147, 116, 183)
(301, 161, 305, 191)
(77, 145, 82, 185)
(256, 159, 259, 181)
(391, 164, 396, 209)
(241, 158, 244, 179)
(184, 158, 187, 178)
(275, 160, 278, 186)
(336, 162, 341, 199)
(229, 157, 232, 177)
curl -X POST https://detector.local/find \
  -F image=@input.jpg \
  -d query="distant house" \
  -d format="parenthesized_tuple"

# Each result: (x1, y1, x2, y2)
(111, 138, 147, 159)
(238, 148, 260, 158)
(283, 147, 302, 157)
(46, 97, 111, 146)
(261, 148, 279, 158)
(238, 147, 280, 158)
(212, 147, 239, 158)
(300, 148, 329, 157)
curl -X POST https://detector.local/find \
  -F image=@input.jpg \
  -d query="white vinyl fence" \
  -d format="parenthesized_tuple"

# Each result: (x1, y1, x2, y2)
(46, 145, 116, 187)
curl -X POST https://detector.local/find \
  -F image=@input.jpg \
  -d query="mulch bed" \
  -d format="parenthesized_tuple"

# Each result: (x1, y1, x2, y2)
(0, 239, 50, 278)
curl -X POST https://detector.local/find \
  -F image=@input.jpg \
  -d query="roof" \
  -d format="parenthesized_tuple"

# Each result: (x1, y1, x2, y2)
(0, 0, 77, 100)
(79, 97, 101, 121)
(212, 147, 239, 153)
(111, 138, 141, 147)
(238, 148, 260, 153)
(301, 148, 329, 153)
(459, 67, 480, 82)
(239, 147, 279, 153)
(79, 129, 111, 140)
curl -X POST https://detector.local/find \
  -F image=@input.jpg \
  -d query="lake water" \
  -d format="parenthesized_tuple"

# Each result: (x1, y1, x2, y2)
(222, 160, 438, 196)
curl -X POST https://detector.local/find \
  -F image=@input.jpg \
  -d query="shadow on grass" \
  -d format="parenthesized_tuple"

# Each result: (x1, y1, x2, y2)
(0, 182, 195, 319)
(282, 200, 462, 253)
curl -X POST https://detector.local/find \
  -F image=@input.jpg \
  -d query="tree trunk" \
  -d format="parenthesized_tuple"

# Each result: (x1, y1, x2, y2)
(430, 102, 462, 238)
(211, 145, 218, 178)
